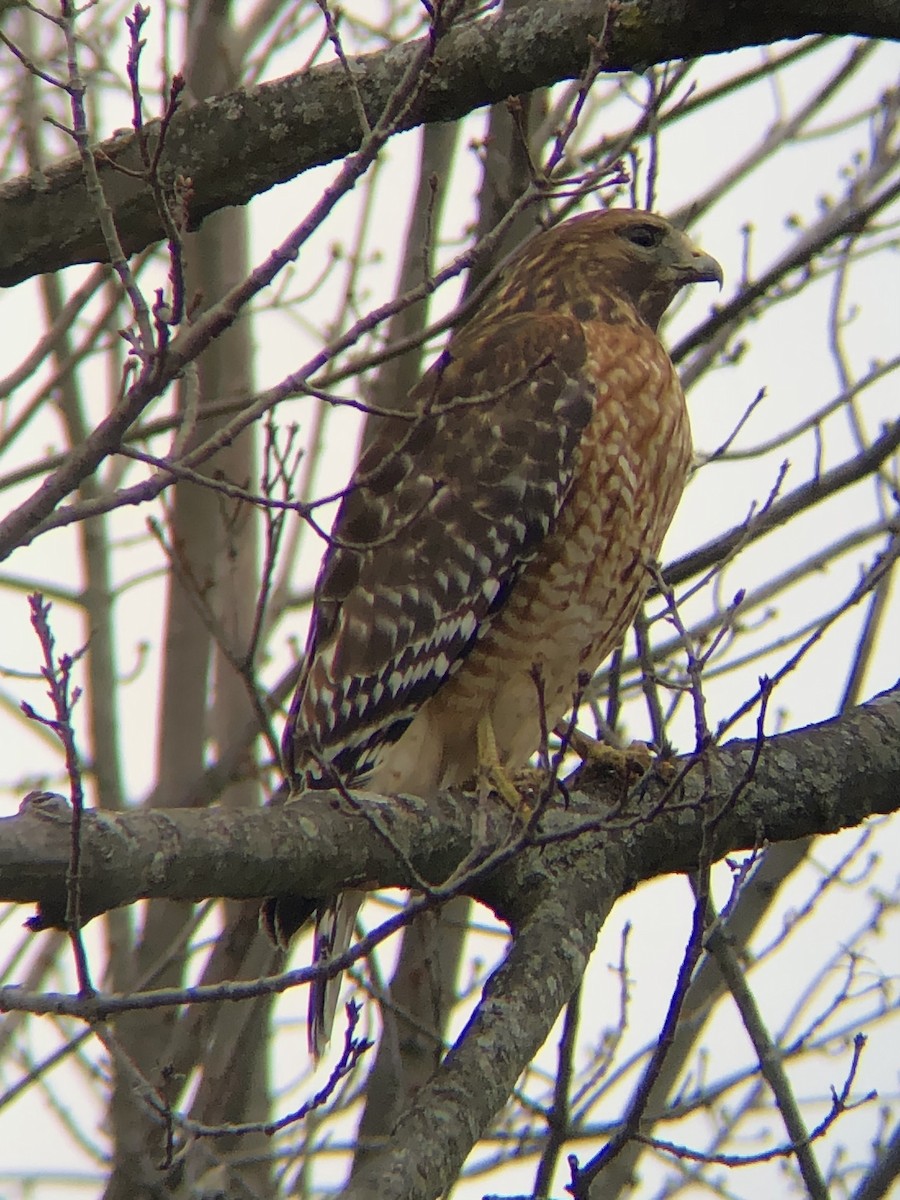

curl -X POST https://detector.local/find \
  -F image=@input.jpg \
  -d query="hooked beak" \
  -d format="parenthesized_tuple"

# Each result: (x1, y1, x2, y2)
(676, 242, 724, 289)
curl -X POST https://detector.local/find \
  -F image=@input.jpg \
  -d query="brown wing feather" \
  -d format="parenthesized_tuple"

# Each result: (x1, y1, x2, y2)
(283, 309, 595, 784)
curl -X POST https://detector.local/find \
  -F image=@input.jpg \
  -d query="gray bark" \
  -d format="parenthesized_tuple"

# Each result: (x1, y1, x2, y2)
(2, 684, 898, 967)
(2, 0, 898, 285)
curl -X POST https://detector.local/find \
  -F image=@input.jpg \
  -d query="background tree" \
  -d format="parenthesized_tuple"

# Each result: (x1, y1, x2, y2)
(0, 3, 898, 1199)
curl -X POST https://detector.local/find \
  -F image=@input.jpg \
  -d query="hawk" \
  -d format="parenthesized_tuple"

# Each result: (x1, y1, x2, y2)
(265, 208, 722, 1056)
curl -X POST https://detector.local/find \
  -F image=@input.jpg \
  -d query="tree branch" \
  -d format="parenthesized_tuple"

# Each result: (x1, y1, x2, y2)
(2, 0, 898, 285)
(343, 870, 616, 1200)
(336, 684, 900, 1200)
(2, 685, 898, 935)
(1, 688, 898, 1199)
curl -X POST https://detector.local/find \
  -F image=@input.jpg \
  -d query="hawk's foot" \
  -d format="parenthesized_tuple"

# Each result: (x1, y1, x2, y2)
(566, 729, 674, 781)
(475, 714, 527, 809)
(509, 765, 553, 797)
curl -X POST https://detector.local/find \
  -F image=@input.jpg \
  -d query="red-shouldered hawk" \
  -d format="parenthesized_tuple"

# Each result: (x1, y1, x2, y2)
(264, 208, 722, 1056)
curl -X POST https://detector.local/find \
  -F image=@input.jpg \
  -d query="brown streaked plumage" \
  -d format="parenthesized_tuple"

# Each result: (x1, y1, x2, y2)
(264, 208, 722, 1056)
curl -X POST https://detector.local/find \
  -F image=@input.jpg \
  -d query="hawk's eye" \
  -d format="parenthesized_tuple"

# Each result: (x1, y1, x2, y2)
(621, 224, 662, 249)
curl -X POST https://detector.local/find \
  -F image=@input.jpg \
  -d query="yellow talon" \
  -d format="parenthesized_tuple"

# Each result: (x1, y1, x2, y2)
(565, 728, 667, 779)
(476, 714, 526, 808)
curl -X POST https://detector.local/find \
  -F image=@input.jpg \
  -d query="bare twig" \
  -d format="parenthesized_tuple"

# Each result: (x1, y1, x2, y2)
(19, 596, 92, 995)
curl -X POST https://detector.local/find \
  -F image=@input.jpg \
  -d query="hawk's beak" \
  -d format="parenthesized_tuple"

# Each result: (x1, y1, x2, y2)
(679, 245, 724, 289)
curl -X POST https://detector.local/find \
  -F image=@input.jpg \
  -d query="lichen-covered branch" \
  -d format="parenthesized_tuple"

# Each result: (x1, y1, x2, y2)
(2, 0, 898, 285)
(1, 685, 897, 934)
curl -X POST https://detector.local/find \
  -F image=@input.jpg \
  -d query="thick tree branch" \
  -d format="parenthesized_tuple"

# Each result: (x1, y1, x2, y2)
(335, 684, 900, 1200)
(2, 0, 897, 286)
(2, 685, 898, 932)
(343, 869, 617, 1200)
(1, 689, 898, 1199)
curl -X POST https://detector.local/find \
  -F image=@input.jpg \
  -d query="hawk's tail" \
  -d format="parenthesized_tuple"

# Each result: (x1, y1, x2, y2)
(308, 890, 364, 1058)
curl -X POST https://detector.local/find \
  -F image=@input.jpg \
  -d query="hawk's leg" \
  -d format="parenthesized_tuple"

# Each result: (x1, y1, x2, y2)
(475, 713, 525, 808)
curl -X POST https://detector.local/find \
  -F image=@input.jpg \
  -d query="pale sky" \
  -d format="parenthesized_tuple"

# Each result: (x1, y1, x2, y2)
(0, 14, 898, 1198)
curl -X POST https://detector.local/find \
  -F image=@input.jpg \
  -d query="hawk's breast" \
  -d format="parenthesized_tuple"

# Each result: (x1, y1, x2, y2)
(422, 317, 692, 781)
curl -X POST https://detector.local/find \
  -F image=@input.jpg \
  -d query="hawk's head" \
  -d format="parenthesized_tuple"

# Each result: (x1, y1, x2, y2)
(594, 209, 723, 327)
(491, 208, 723, 331)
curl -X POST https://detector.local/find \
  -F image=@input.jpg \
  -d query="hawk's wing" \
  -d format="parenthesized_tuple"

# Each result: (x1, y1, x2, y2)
(283, 309, 597, 783)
